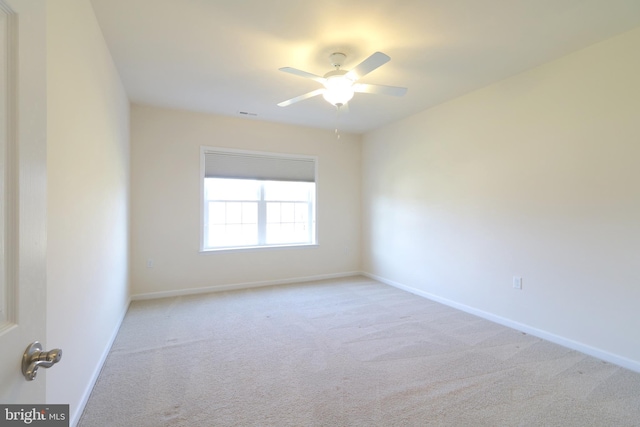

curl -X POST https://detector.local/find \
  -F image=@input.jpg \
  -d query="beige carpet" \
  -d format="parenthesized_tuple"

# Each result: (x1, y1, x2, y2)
(79, 276, 640, 426)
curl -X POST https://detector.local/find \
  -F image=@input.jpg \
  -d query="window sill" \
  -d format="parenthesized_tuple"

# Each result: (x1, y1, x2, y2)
(199, 243, 319, 255)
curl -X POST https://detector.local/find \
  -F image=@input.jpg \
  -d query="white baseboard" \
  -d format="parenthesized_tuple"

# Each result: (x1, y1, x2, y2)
(131, 271, 363, 301)
(70, 297, 132, 427)
(363, 272, 640, 374)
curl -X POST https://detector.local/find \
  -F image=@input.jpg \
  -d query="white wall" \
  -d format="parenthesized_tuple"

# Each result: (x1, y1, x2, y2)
(130, 105, 361, 297)
(46, 0, 130, 423)
(362, 27, 640, 369)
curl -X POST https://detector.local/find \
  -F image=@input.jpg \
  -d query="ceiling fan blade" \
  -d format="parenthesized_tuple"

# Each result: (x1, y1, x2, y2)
(277, 88, 324, 107)
(345, 52, 390, 82)
(279, 67, 325, 83)
(353, 83, 407, 97)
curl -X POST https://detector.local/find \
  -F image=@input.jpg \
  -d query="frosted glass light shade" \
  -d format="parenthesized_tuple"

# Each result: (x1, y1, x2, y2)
(322, 75, 355, 106)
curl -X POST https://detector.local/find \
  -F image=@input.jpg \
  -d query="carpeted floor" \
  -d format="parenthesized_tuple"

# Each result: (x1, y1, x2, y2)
(79, 276, 640, 426)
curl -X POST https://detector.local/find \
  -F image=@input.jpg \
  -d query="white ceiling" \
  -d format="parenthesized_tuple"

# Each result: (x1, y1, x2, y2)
(90, 0, 640, 134)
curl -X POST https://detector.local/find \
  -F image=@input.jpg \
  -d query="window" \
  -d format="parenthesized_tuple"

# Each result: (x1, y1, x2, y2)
(201, 147, 317, 251)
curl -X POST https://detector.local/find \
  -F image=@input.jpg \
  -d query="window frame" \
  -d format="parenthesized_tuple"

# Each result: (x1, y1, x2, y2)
(199, 146, 318, 253)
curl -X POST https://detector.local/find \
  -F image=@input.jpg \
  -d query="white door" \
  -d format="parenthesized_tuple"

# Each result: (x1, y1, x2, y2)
(0, 0, 47, 403)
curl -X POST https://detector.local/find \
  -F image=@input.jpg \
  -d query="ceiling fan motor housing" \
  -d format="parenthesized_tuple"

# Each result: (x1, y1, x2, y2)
(330, 52, 347, 69)
(323, 69, 348, 79)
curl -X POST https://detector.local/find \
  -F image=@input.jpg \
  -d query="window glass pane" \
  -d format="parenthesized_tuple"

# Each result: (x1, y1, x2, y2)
(264, 181, 311, 201)
(209, 224, 258, 247)
(266, 223, 310, 245)
(207, 224, 226, 247)
(280, 203, 295, 223)
(280, 224, 295, 242)
(294, 223, 308, 240)
(226, 202, 242, 224)
(294, 203, 308, 223)
(242, 202, 258, 224)
(203, 174, 315, 249)
(266, 203, 280, 224)
(267, 223, 294, 244)
(266, 224, 281, 244)
(209, 202, 226, 224)
(205, 178, 260, 201)
(239, 224, 259, 246)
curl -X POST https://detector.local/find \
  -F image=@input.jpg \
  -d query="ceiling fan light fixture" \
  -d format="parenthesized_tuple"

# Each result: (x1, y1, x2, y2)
(322, 75, 355, 106)
(277, 51, 406, 109)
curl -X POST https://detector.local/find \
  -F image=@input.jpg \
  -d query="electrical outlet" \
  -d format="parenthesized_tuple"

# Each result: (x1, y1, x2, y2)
(513, 276, 522, 290)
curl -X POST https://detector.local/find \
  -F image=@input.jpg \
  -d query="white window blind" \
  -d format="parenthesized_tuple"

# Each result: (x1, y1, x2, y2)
(204, 151, 316, 182)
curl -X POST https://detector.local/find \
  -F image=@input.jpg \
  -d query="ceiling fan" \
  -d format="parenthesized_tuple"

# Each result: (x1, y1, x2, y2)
(277, 51, 407, 109)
